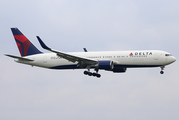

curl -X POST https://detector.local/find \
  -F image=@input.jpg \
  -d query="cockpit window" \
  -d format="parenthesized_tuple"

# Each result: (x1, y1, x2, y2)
(165, 54, 172, 56)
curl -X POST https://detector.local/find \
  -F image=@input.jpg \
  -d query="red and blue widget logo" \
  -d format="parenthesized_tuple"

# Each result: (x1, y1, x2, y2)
(129, 53, 133, 56)
(14, 35, 31, 57)
(11, 28, 42, 57)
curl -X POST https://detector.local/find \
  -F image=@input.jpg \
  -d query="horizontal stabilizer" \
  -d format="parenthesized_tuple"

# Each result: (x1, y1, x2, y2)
(4, 54, 34, 61)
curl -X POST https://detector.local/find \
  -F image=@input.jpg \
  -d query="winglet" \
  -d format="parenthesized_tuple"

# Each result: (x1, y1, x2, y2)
(83, 48, 88, 52)
(36, 36, 51, 50)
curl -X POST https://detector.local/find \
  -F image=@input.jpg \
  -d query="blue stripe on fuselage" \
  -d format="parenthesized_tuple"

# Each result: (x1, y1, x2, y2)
(48, 64, 162, 70)
(49, 65, 79, 69)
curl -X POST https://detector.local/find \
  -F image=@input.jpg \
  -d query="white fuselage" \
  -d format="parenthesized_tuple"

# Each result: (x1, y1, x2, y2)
(15, 50, 176, 71)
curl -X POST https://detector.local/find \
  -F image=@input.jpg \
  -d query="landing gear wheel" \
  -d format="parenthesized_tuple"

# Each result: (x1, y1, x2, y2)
(84, 71, 88, 75)
(88, 72, 92, 76)
(96, 74, 101, 78)
(83, 69, 101, 78)
(92, 73, 97, 76)
(84, 71, 92, 76)
(160, 71, 164, 74)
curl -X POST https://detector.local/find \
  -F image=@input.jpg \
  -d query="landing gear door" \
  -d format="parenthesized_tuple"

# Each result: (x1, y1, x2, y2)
(154, 53, 159, 60)
(43, 57, 47, 63)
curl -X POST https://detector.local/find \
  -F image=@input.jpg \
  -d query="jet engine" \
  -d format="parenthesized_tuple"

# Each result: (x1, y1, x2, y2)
(112, 66, 127, 73)
(97, 61, 114, 70)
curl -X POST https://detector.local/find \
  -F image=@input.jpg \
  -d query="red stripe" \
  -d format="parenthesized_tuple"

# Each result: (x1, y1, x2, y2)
(23, 40, 31, 56)
(17, 44, 23, 57)
(14, 35, 28, 43)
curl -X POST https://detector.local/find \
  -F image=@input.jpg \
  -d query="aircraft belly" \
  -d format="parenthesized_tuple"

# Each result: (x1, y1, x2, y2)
(117, 56, 164, 67)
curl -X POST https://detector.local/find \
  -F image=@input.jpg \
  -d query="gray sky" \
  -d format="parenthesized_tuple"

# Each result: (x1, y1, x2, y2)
(0, 0, 179, 120)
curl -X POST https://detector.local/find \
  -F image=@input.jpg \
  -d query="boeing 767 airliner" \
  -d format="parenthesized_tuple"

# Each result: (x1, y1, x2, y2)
(5, 28, 176, 78)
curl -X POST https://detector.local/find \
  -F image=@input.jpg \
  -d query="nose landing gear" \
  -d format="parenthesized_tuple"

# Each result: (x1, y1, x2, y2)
(160, 71, 164, 74)
(160, 66, 165, 74)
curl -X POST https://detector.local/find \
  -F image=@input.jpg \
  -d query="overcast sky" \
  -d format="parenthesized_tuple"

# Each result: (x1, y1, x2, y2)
(0, 0, 179, 120)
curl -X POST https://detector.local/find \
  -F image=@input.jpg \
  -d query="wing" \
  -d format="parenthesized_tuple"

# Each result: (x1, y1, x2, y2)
(37, 36, 98, 65)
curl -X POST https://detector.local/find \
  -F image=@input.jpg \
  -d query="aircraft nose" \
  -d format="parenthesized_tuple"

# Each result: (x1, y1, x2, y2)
(173, 56, 176, 62)
(170, 56, 176, 63)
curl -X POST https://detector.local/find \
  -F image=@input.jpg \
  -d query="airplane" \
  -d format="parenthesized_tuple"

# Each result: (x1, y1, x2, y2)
(5, 28, 176, 78)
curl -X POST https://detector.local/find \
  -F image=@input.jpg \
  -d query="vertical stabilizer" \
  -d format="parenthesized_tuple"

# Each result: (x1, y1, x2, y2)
(11, 28, 42, 57)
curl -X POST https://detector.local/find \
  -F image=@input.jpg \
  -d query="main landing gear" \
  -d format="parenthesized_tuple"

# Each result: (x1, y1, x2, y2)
(160, 66, 165, 74)
(84, 71, 101, 78)
(84, 68, 101, 78)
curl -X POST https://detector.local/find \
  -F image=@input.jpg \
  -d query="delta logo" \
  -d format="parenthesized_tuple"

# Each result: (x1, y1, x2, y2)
(129, 52, 152, 56)
(129, 53, 133, 56)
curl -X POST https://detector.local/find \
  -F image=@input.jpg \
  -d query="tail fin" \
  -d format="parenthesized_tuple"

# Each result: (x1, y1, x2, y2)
(11, 28, 42, 57)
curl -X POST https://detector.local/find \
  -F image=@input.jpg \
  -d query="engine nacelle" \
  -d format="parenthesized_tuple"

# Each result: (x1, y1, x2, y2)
(112, 67, 127, 73)
(98, 61, 114, 70)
